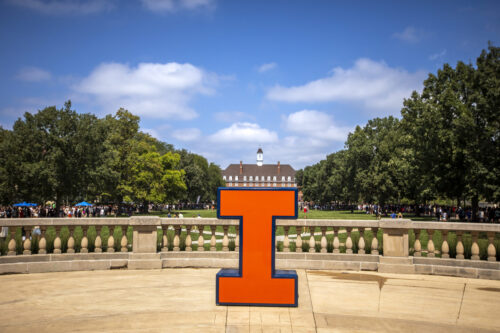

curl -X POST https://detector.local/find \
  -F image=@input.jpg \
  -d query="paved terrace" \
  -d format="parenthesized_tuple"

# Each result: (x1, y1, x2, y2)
(1, 268, 499, 333)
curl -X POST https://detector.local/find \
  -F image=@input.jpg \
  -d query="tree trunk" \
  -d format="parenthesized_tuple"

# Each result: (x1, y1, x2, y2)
(472, 194, 479, 222)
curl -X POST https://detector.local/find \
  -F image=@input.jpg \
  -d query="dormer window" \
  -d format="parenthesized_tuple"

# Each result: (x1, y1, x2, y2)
(243, 176, 247, 181)
(288, 176, 291, 181)
(273, 176, 276, 181)
(223, 176, 226, 181)
(229, 176, 232, 181)
(267, 176, 271, 181)
(235, 176, 238, 181)
(249, 176, 253, 181)
(282, 176, 285, 181)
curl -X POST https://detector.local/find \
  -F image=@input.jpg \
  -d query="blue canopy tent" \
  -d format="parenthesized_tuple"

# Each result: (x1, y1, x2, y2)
(75, 201, 92, 207)
(13, 202, 31, 207)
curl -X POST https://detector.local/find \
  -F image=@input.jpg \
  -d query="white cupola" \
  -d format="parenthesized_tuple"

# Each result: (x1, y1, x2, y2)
(256, 148, 263, 166)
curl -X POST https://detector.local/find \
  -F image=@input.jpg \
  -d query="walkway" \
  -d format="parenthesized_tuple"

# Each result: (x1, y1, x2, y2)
(0, 268, 499, 332)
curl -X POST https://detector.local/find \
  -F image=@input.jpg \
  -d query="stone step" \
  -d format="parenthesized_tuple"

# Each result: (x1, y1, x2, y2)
(379, 256, 413, 265)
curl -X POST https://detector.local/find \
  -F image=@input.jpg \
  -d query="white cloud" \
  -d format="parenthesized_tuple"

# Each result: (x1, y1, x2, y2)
(429, 49, 447, 61)
(267, 58, 426, 115)
(209, 122, 278, 144)
(6, 0, 114, 15)
(74, 62, 216, 120)
(16, 66, 52, 82)
(392, 26, 421, 43)
(172, 128, 201, 141)
(142, 128, 161, 139)
(284, 110, 351, 142)
(141, 0, 214, 12)
(257, 62, 277, 73)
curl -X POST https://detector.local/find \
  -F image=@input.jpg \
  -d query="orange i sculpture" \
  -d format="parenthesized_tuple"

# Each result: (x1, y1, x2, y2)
(216, 187, 298, 306)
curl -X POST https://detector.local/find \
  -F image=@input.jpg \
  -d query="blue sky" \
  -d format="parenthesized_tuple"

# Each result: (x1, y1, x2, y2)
(1, 0, 499, 169)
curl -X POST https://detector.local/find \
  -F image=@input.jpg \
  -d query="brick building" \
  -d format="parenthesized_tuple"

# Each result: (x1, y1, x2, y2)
(221, 148, 297, 188)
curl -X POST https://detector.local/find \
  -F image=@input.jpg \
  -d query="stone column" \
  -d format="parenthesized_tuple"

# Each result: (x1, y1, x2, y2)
(487, 232, 496, 262)
(283, 226, 290, 252)
(7, 228, 16, 256)
(308, 227, 316, 253)
(121, 226, 128, 252)
(371, 228, 379, 255)
(38, 227, 47, 254)
(185, 226, 192, 252)
(333, 227, 340, 253)
(358, 228, 365, 254)
(426, 230, 435, 257)
(381, 221, 409, 257)
(67, 226, 75, 254)
(210, 225, 216, 251)
(107, 226, 115, 253)
(53, 226, 62, 254)
(197, 225, 204, 251)
(471, 231, 480, 261)
(80, 226, 89, 253)
(161, 226, 168, 252)
(320, 226, 327, 253)
(295, 227, 302, 253)
(23, 227, 32, 255)
(413, 229, 421, 257)
(222, 226, 229, 251)
(94, 226, 102, 253)
(346, 227, 353, 254)
(234, 226, 239, 252)
(173, 226, 181, 251)
(441, 230, 449, 258)
(456, 231, 464, 259)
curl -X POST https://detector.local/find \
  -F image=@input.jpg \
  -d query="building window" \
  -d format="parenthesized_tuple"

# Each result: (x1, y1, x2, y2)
(282, 176, 285, 181)
(287, 183, 291, 187)
(287, 176, 291, 181)
(273, 176, 276, 181)
(267, 182, 271, 187)
(229, 176, 232, 181)
(243, 183, 246, 187)
(223, 176, 226, 181)
(243, 176, 247, 181)
(267, 176, 271, 181)
(273, 182, 277, 187)
(255, 176, 258, 181)
(249, 176, 253, 181)
(235, 176, 238, 181)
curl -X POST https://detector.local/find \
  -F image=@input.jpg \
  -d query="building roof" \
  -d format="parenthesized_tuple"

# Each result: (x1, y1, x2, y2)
(222, 163, 295, 178)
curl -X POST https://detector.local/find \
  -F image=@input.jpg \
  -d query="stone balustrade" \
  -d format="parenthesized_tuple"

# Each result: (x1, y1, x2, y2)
(0, 217, 499, 280)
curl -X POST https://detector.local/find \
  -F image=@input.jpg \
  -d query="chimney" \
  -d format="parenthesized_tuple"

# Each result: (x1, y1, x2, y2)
(240, 161, 243, 175)
(277, 161, 280, 175)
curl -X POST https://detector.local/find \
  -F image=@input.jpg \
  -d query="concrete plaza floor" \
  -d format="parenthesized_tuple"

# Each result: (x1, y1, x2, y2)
(0, 268, 499, 332)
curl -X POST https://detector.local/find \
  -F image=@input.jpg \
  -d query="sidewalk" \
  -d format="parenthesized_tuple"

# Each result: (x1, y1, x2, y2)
(0, 268, 499, 332)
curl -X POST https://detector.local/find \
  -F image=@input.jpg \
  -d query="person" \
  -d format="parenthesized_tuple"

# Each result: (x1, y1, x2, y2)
(397, 212, 403, 219)
(179, 212, 184, 218)
(390, 211, 396, 219)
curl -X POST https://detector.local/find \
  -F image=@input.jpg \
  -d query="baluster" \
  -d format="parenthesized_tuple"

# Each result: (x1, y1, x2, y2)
(160, 226, 168, 252)
(456, 231, 464, 259)
(94, 226, 102, 253)
(471, 231, 480, 260)
(38, 227, 47, 254)
(7, 228, 16, 256)
(413, 229, 421, 257)
(80, 226, 88, 253)
(234, 226, 239, 252)
(185, 225, 192, 251)
(121, 226, 128, 252)
(53, 226, 62, 254)
(197, 225, 204, 251)
(23, 227, 32, 255)
(426, 230, 435, 257)
(320, 227, 327, 253)
(283, 226, 290, 252)
(346, 227, 353, 254)
(333, 227, 340, 253)
(487, 232, 496, 262)
(173, 226, 181, 251)
(107, 226, 115, 253)
(67, 226, 75, 254)
(441, 230, 449, 258)
(210, 225, 216, 251)
(222, 226, 229, 251)
(308, 227, 316, 253)
(296, 227, 302, 253)
(371, 227, 379, 255)
(358, 228, 365, 254)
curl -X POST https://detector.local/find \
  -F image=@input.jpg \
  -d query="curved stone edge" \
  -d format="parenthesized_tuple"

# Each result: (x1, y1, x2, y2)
(1, 252, 499, 280)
